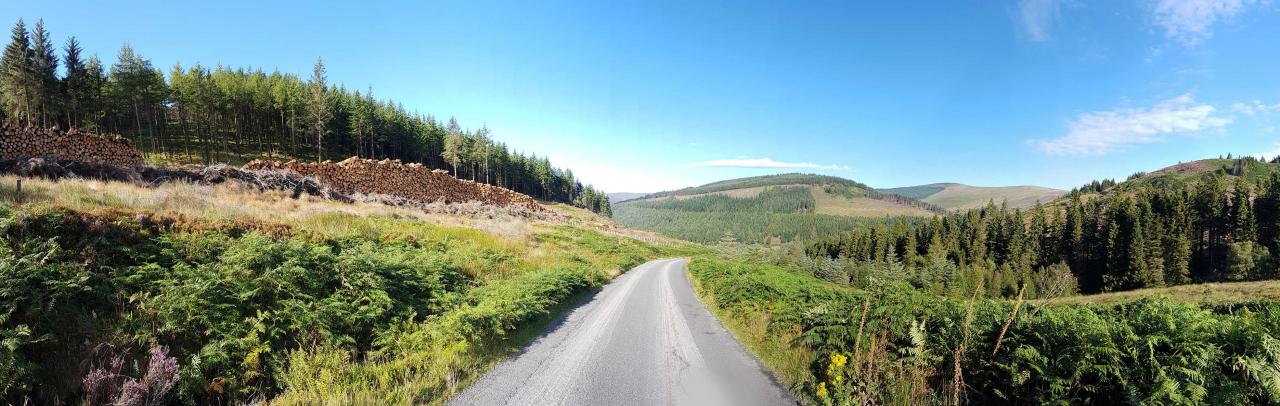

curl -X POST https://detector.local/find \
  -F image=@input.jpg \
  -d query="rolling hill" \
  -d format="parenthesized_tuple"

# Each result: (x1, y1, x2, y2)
(613, 173, 939, 244)
(878, 183, 1066, 210)
(606, 192, 648, 204)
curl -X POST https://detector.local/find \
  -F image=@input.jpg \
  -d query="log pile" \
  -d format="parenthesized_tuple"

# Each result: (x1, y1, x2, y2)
(0, 126, 144, 167)
(244, 157, 544, 212)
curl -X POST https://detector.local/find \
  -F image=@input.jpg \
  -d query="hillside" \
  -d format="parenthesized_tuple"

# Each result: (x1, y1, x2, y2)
(0, 22, 614, 215)
(1101, 157, 1280, 193)
(879, 183, 1065, 210)
(613, 174, 938, 244)
(812, 155, 1280, 297)
(606, 192, 647, 204)
(642, 173, 871, 199)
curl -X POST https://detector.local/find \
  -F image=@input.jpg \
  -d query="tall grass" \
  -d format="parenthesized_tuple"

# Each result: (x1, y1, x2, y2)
(687, 255, 1280, 405)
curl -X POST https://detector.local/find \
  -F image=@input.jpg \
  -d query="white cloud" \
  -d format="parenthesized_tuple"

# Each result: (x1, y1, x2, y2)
(1230, 100, 1280, 116)
(678, 157, 850, 171)
(1031, 93, 1233, 155)
(1153, 0, 1260, 46)
(1017, 0, 1064, 42)
(1255, 142, 1280, 160)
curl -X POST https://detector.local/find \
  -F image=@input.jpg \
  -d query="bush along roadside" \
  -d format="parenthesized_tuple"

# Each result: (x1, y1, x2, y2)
(0, 207, 680, 404)
(687, 255, 1280, 405)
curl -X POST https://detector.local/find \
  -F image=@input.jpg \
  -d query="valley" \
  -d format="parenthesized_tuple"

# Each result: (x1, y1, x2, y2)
(3, 6, 1280, 406)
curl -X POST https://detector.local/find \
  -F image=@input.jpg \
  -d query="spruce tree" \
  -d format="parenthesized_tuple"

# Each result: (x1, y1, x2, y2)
(1232, 179, 1256, 242)
(29, 19, 57, 127)
(472, 125, 491, 183)
(1194, 174, 1230, 277)
(307, 57, 330, 161)
(82, 55, 106, 131)
(442, 117, 463, 177)
(1257, 172, 1280, 253)
(62, 36, 86, 127)
(0, 19, 34, 126)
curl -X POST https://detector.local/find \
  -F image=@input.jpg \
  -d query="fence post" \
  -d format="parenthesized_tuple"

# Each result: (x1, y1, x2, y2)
(14, 179, 21, 205)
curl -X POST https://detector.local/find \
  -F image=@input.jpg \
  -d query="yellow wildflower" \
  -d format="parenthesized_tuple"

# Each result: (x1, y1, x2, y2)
(830, 352, 848, 368)
(817, 382, 829, 399)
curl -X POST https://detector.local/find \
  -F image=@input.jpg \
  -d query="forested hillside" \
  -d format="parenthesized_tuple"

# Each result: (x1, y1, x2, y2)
(615, 186, 892, 243)
(614, 174, 940, 244)
(0, 18, 610, 214)
(643, 173, 871, 198)
(808, 156, 1280, 298)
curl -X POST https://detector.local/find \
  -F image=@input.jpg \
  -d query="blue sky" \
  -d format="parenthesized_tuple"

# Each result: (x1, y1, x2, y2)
(7, 0, 1280, 192)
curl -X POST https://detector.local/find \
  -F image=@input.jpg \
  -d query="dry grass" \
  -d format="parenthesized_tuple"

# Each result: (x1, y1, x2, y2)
(811, 186, 935, 217)
(0, 174, 609, 239)
(1036, 280, 1280, 305)
(914, 184, 1066, 211)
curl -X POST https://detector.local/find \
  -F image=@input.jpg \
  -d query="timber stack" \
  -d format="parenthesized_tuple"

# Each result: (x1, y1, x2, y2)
(0, 126, 143, 167)
(244, 157, 544, 212)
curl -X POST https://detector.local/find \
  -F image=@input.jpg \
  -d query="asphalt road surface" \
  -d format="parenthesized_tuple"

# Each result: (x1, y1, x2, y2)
(449, 258, 796, 406)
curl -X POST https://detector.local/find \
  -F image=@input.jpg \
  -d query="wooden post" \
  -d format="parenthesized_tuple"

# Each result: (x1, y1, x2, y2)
(14, 179, 21, 205)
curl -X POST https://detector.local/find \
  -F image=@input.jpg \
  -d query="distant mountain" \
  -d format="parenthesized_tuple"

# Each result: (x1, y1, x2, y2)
(878, 183, 1066, 210)
(607, 192, 648, 204)
(612, 173, 939, 244)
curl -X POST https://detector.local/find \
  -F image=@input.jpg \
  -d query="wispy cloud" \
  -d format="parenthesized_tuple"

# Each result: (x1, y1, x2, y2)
(1017, 0, 1065, 42)
(678, 157, 850, 171)
(1153, 0, 1261, 46)
(1231, 100, 1280, 116)
(1030, 93, 1233, 155)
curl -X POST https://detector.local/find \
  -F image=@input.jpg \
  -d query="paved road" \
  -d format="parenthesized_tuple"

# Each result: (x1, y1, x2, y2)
(449, 258, 796, 406)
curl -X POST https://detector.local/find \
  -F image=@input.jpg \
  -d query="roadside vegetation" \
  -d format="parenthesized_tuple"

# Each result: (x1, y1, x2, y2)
(689, 249, 1280, 405)
(0, 175, 693, 404)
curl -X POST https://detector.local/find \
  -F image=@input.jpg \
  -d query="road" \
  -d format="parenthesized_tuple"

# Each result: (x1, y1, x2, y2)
(449, 258, 796, 406)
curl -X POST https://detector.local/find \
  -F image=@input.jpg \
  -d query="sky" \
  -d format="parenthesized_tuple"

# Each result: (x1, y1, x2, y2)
(6, 0, 1280, 193)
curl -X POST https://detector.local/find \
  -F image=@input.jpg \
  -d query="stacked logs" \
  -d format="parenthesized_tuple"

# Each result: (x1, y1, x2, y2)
(244, 157, 544, 212)
(0, 126, 144, 167)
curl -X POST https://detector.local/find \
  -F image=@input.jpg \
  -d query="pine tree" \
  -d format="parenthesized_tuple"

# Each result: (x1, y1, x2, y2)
(107, 43, 166, 148)
(0, 19, 35, 126)
(29, 19, 57, 127)
(1194, 174, 1230, 278)
(1232, 179, 1256, 242)
(348, 87, 374, 157)
(82, 55, 106, 131)
(472, 125, 491, 183)
(62, 36, 87, 127)
(307, 57, 330, 161)
(442, 117, 463, 177)
(1257, 172, 1280, 254)
(1142, 217, 1166, 287)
